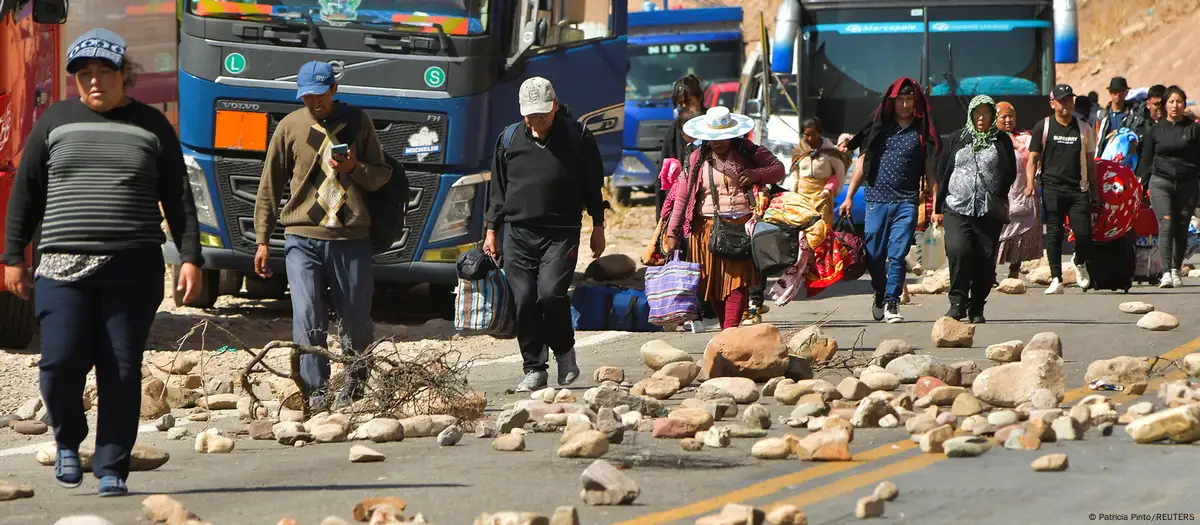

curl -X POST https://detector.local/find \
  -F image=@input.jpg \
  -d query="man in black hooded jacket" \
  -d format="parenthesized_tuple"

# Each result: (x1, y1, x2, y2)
(838, 77, 940, 324)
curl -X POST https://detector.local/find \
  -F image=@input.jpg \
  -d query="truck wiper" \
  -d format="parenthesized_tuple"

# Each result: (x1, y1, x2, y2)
(391, 20, 449, 54)
(301, 9, 328, 49)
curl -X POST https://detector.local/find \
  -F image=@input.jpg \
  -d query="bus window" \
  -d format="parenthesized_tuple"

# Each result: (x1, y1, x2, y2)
(927, 6, 1047, 97)
(803, 7, 924, 100)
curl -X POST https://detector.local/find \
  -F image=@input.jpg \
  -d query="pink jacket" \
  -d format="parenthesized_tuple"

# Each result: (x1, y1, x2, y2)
(666, 142, 785, 238)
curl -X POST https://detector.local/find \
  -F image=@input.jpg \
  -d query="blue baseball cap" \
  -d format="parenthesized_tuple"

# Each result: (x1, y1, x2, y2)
(66, 28, 127, 74)
(296, 61, 336, 99)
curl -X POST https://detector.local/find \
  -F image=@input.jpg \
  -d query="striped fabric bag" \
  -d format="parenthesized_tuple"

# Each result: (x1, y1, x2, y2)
(644, 251, 701, 326)
(454, 268, 517, 339)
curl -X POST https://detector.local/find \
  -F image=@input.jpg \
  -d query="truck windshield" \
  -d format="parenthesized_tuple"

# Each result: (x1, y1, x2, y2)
(187, 0, 489, 35)
(626, 39, 741, 102)
(804, 6, 1049, 99)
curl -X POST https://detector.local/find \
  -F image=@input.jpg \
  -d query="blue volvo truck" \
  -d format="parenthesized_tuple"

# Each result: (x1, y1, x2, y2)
(609, 5, 743, 205)
(164, 0, 628, 309)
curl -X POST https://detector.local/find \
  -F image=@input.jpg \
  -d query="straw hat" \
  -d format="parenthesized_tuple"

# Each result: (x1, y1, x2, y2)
(682, 106, 754, 142)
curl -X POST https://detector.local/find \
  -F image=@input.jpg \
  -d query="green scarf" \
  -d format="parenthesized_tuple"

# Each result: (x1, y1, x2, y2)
(963, 95, 999, 152)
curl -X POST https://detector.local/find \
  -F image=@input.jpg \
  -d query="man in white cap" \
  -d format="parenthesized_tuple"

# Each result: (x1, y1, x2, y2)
(483, 77, 608, 392)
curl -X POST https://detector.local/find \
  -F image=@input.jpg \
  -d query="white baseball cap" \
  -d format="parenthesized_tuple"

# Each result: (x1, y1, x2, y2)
(519, 77, 557, 116)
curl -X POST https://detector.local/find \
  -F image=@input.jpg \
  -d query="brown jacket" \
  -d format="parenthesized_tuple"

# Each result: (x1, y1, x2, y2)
(254, 105, 391, 243)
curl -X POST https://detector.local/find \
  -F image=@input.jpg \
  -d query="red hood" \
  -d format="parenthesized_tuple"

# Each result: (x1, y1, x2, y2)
(873, 77, 940, 152)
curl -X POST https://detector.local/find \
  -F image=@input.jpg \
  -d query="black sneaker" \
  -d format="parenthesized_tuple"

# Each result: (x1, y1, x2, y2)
(871, 294, 885, 322)
(945, 303, 967, 320)
(970, 314, 987, 324)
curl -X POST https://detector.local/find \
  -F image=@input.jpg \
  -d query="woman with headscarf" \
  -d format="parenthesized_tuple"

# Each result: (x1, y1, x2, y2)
(994, 101, 1044, 280)
(934, 95, 1017, 323)
(664, 107, 785, 330)
(2, 29, 202, 497)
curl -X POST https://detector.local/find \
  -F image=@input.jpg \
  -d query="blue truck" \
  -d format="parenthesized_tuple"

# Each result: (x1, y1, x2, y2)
(609, 5, 743, 205)
(742, 0, 1080, 231)
(160, 0, 629, 310)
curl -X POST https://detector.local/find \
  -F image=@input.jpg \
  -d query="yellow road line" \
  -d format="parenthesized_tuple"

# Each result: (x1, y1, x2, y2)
(762, 453, 946, 512)
(621, 336, 1200, 524)
(611, 441, 917, 525)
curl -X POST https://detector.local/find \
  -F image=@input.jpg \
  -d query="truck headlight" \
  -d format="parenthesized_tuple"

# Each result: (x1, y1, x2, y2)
(183, 154, 219, 229)
(428, 173, 484, 243)
(619, 155, 651, 174)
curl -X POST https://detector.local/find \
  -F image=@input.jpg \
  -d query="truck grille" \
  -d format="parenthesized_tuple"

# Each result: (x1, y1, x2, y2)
(213, 156, 439, 265)
(219, 99, 449, 165)
(636, 119, 673, 150)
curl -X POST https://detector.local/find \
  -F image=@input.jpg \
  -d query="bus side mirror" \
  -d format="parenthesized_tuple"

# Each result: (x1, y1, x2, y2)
(32, 0, 68, 24)
(745, 99, 763, 118)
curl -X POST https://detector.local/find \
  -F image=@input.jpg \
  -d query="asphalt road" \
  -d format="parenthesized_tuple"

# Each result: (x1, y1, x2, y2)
(3, 273, 1199, 525)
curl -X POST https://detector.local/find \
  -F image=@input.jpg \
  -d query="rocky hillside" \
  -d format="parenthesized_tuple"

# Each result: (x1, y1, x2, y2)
(1058, 0, 1200, 93)
(633, 0, 1200, 93)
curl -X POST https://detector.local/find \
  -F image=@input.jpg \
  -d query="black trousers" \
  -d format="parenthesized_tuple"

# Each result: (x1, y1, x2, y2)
(944, 213, 1003, 310)
(36, 247, 164, 480)
(1149, 176, 1199, 271)
(1043, 186, 1093, 279)
(504, 223, 579, 374)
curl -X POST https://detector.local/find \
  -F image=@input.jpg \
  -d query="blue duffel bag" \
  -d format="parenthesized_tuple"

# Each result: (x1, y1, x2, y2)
(570, 285, 662, 332)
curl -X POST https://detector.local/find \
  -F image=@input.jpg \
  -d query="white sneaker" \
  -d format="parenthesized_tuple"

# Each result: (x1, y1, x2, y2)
(1045, 278, 1064, 294)
(883, 302, 904, 324)
(1172, 269, 1183, 288)
(1074, 257, 1091, 290)
(1160, 272, 1175, 289)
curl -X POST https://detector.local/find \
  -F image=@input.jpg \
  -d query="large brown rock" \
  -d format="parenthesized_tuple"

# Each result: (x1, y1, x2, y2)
(140, 379, 170, 420)
(1084, 356, 1151, 387)
(786, 326, 838, 364)
(702, 324, 789, 381)
(584, 254, 637, 282)
(932, 317, 975, 348)
(971, 350, 1065, 408)
(640, 340, 693, 371)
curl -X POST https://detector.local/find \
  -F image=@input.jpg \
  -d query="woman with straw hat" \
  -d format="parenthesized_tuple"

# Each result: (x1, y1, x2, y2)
(664, 107, 785, 330)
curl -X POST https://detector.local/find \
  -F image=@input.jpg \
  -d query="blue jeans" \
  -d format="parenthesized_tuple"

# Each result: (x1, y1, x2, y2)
(284, 235, 375, 393)
(864, 201, 917, 303)
(36, 247, 164, 480)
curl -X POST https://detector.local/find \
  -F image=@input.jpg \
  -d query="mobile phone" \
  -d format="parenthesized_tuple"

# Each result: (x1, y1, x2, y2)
(330, 143, 349, 157)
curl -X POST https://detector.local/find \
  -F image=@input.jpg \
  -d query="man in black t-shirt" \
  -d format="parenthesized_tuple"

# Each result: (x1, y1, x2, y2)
(1028, 84, 1099, 294)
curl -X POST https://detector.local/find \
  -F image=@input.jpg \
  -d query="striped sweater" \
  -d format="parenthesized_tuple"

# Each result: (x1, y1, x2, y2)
(2, 98, 202, 267)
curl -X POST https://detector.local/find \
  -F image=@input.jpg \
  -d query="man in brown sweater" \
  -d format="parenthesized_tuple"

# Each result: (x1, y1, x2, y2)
(253, 61, 392, 409)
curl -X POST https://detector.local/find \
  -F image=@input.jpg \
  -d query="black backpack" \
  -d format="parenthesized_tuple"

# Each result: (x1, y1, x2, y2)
(329, 103, 411, 254)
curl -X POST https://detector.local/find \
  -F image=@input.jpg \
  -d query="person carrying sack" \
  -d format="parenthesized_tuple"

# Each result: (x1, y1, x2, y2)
(664, 107, 785, 331)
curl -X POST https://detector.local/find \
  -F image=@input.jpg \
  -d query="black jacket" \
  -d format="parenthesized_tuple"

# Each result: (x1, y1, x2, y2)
(1136, 116, 1200, 186)
(934, 130, 1017, 220)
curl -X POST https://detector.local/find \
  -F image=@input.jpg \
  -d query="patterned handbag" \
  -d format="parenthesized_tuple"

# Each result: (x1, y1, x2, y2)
(454, 268, 517, 339)
(645, 251, 702, 326)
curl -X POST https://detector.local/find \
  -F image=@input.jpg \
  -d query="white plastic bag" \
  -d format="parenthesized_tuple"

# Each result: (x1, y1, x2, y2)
(921, 225, 947, 271)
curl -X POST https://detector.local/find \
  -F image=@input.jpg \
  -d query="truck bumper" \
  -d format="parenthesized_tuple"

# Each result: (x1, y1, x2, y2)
(162, 244, 459, 285)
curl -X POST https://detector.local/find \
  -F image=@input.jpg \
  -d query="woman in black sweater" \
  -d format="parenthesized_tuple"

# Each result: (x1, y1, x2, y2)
(1, 29, 202, 497)
(934, 95, 1017, 323)
(1136, 85, 1200, 288)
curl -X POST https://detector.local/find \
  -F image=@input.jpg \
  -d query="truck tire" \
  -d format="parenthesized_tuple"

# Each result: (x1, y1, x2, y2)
(0, 291, 36, 349)
(429, 283, 456, 321)
(171, 265, 220, 309)
(244, 274, 288, 299)
(218, 270, 244, 296)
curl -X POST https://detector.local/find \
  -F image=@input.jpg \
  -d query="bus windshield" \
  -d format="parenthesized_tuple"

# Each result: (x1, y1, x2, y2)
(627, 39, 741, 102)
(187, 0, 489, 35)
(804, 6, 1049, 99)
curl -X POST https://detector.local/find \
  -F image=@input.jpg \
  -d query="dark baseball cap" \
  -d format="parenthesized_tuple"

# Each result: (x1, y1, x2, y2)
(296, 61, 336, 99)
(1051, 84, 1075, 102)
(66, 28, 126, 74)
